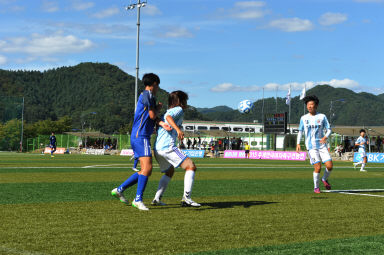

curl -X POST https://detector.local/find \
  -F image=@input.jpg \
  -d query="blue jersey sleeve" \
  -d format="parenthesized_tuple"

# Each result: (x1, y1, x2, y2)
(167, 107, 183, 123)
(141, 91, 155, 110)
(323, 115, 331, 130)
(355, 137, 362, 145)
(298, 117, 304, 132)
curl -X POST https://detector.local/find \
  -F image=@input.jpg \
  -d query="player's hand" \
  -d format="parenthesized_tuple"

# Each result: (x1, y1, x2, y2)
(320, 137, 327, 144)
(159, 121, 172, 131)
(296, 144, 301, 153)
(177, 129, 184, 140)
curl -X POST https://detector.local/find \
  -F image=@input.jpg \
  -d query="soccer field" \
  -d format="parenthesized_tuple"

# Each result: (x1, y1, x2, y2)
(1, 153, 384, 255)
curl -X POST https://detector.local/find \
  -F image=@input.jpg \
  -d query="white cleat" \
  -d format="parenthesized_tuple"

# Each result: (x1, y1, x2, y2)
(132, 200, 149, 211)
(151, 199, 167, 206)
(132, 167, 139, 172)
(181, 197, 201, 207)
(111, 188, 129, 204)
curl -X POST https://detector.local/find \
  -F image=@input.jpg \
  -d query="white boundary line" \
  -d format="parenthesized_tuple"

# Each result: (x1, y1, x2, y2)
(324, 189, 384, 198)
(0, 246, 48, 255)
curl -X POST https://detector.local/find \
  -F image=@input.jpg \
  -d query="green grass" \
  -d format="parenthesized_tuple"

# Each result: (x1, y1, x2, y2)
(0, 153, 384, 255)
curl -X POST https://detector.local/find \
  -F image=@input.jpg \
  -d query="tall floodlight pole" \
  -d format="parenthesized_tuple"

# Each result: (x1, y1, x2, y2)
(20, 97, 24, 152)
(126, 0, 147, 113)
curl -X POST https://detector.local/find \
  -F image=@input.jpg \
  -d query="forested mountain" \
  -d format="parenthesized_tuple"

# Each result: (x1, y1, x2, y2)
(1, 62, 383, 135)
(197, 85, 384, 126)
(0, 62, 204, 133)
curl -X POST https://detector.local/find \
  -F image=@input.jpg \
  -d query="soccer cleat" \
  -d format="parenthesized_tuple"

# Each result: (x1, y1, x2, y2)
(314, 188, 321, 194)
(51, 155, 54, 158)
(360, 169, 367, 172)
(111, 188, 129, 204)
(132, 200, 149, 211)
(321, 179, 331, 190)
(132, 167, 139, 172)
(181, 197, 201, 207)
(151, 199, 167, 206)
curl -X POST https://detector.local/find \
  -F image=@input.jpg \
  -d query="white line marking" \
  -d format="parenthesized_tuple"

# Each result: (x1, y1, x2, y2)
(324, 189, 384, 198)
(336, 192, 384, 198)
(0, 246, 48, 255)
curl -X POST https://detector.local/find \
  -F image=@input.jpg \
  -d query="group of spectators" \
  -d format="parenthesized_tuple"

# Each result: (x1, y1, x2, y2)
(81, 137, 117, 150)
(179, 137, 245, 157)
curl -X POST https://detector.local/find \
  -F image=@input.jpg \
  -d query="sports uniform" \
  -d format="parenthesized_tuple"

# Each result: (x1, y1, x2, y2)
(297, 113, 332, 165)
(49, 135, 56, 156)
(354, 135, 368, 172)
(154, 106, 187, 171)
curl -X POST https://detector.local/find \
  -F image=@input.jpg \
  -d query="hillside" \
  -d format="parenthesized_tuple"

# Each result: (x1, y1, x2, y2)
(198, 85, 384, 126)
(0, 62, 204, 133)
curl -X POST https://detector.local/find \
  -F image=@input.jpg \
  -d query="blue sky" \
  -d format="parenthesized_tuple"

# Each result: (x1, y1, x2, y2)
(0, 0, 383, 108)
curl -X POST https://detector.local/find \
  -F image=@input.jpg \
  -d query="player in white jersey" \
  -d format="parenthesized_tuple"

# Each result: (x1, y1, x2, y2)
(152, 90, 201, 207)
(354, 129, 369, 172)
(296, 95, 333, 194)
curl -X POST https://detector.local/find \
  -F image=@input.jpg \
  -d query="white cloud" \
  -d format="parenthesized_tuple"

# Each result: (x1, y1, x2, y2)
(0, 55, 7, 65)
(210, 79, 360, 92)
(161, 27, 193, 38)
(319, 12, 348, 26)
(269, 17, 314, 32)
(72, 0, 94, 11)
(42, 1, 59, 13)
(142, 5, 161, 16)
(0, 33, 94, 57)
(226, 1, 267, 20)
(92, 7, 119, 18)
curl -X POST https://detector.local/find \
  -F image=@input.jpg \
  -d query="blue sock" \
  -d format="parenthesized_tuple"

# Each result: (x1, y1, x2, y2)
(135, 174, 149, 202)
(133, 158, 138, 169)
(117, 172, 139, 193)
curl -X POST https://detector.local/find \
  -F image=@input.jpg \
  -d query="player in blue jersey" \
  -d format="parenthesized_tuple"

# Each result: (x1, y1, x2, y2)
(151, 91, 201, 207)
(354, 129, 369, 172)
(111, 73, 171, 211)
(296, 95, 333, 193)
(49, 132, 57, 158)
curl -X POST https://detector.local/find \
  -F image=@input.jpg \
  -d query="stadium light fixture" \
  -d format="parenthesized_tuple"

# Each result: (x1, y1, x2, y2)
(125, 0, 147, 114)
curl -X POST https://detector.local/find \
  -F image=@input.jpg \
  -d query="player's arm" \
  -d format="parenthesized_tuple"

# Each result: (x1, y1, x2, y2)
(166, 114, 184, 140)
(296, 118, 304, 152)
(320, 116, 332, 144)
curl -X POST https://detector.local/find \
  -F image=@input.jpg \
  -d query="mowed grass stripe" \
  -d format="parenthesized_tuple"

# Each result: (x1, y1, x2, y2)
(1, 169, 383, 183)
(1, 194, 384, 255)
(186, 234, 384, 255)
(1, 177, 384, 204)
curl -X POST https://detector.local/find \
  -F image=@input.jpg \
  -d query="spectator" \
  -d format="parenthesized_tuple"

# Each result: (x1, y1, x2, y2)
(349, 138, 355, 152)
(344, 136, 349, 152)
(377, 136, 382, 153)
(187, 138, 192, 149)
(198, 137, 201, 149)
(237, 137, 243, 150)
(371, 137, 376, 152)
(334, 144, 343, 157)
(192, 138, 197, 149)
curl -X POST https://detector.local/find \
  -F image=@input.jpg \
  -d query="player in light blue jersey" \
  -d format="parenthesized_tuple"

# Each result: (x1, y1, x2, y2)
(354, 129, 369, 172)
(296, 95, 333, 193)
(111, 73, 171, 211)
(152, 91, 201, 207)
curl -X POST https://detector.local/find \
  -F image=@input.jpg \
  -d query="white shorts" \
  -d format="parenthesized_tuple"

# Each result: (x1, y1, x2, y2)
(154, 147, 188, 172)
(308, 147, 332, 165)
(358, 150, 367, 159)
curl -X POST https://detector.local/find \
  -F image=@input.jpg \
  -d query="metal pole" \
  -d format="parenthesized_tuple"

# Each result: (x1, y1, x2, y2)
(262, 88, 265, 151)
(275, 87, 278, 113)
(134, 0, 141, 113)
(20, 97, 24, 152)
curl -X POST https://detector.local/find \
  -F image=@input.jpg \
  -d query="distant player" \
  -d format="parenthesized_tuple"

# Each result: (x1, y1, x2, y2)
(354, 129, 369, 172)
(111, 73, 171, 211)
(49, 132, 57, 158)
(151, 91, 201, 207)
(296, 95, 333, 194)
(244, 142, 250, 159)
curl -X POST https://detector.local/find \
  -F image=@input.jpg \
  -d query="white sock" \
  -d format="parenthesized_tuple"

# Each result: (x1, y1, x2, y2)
(184, 170, 195, 199)
(313, 172, 320, 189)
(154, 175, 171, 201)
(322, 168, 331, 181)
(361, 163, 366, 171)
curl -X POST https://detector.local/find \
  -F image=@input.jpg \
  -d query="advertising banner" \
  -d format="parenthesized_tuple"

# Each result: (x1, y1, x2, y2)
(120, 149, 134, 156)
(44, 147, 66, 154)
(182, 150, 205, 158)
(223, 150, 306, 161)
(354, 153, 384, 163)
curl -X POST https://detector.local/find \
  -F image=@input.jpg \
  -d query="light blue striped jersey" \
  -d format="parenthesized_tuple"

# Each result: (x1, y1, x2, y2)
(155, 106, 184, 151)
(298, 113, 331, 150)
(355, 136, 367, 153)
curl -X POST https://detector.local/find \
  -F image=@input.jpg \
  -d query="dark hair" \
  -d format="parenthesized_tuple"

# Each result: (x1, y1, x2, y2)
(360, 129, 366, 133)
(168, 90, 189, 109)
(142, 73, 160, 87)
(303, 95, 319, 105)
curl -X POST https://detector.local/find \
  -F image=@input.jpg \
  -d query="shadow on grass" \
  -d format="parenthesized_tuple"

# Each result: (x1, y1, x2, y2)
(199, 201, 278, 210)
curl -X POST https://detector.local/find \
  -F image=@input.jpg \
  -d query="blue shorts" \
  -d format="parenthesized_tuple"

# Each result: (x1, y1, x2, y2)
(131, 136, 152, 158)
